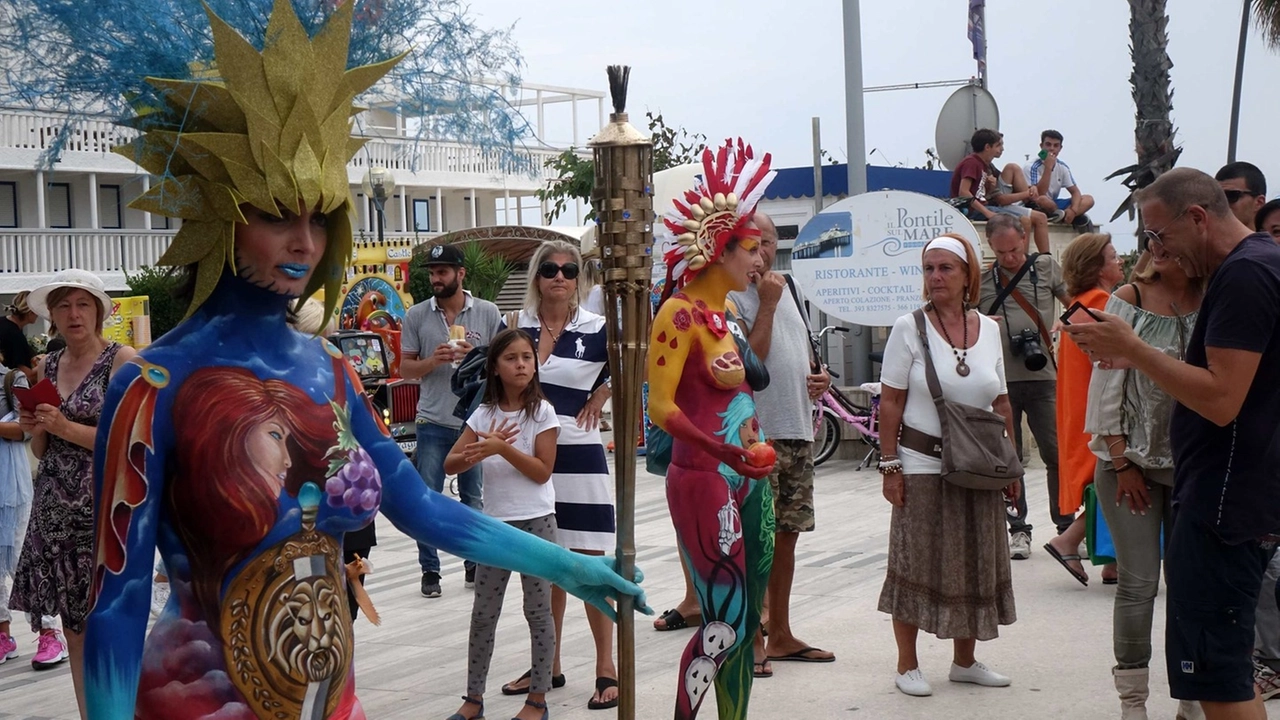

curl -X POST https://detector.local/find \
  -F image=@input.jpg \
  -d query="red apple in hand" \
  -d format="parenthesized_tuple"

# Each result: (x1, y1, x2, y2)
(745, 441, 776, 468)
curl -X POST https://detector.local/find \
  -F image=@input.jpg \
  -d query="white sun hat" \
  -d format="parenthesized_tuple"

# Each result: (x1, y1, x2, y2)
(27, 269, 113, 321)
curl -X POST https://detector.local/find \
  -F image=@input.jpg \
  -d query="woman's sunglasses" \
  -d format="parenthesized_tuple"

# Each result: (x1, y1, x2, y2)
(537, 261, 580, 280)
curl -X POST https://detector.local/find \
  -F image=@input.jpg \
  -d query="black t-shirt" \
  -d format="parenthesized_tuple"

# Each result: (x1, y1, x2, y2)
(0, 317, 32, 371)
(1171, 233, 1280, 543)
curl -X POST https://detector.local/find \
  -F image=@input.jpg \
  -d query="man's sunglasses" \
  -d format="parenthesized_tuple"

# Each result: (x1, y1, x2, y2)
(1224, 189, 1258, 204)
(537, 261, 580, 280)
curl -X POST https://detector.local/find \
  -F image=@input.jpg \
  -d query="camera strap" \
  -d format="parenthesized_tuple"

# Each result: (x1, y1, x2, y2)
(986, 255, 1037, 315)
(990, 259, 1057, 370)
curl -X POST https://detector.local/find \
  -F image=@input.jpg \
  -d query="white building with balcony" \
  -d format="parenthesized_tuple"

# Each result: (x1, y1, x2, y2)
(0, 81, 604, 295)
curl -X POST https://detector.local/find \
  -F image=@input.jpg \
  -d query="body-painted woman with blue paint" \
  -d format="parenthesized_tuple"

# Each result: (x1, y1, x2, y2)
(647, 140, 777, 719)
(80, 3, 646, 719)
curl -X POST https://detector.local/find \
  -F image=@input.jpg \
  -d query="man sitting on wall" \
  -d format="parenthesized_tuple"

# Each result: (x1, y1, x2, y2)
(950, 128, 1051, 253)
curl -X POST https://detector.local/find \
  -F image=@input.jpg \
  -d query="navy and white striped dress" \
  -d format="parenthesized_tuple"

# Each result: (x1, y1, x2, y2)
(511, 308, 616, 551)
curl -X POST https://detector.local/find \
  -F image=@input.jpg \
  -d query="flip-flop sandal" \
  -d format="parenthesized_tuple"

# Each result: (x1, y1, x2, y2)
(767, 646, 835, 663)
(500, 669, 566, 696)
(753, 660, 773, 678)
(653, 608, 700, 631)
(1043, 543, 1089, 587)
(587, 677, 619, 710)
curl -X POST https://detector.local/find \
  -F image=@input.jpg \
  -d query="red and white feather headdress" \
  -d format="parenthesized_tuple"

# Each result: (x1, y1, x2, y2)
(660, 138, 776, 286)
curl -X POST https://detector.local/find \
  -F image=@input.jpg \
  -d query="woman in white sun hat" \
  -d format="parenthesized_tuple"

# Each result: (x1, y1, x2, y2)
(8, 269, 135, 712)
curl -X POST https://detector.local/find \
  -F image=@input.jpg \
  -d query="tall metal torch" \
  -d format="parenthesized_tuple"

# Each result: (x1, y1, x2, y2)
(588, 65, 652, 720)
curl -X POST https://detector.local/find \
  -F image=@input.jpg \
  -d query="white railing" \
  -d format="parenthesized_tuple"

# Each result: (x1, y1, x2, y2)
(0, 230, 173, 275)
(0, 109, 134, 156)
(0, 108, 564, 182)
(0, 229, 447, 276)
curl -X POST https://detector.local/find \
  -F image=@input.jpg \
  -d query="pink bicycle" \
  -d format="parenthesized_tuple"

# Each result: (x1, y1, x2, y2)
(811, 326, 882, 469)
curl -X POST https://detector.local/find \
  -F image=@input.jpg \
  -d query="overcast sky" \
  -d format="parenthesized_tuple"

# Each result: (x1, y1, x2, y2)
(472, 0, 1280, 250)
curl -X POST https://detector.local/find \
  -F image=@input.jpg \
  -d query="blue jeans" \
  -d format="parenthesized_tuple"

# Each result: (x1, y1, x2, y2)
(414, 421, 483, 574)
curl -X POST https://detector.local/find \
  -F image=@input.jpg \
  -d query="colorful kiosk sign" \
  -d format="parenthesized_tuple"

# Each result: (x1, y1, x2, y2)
(790, 191, 981, 327)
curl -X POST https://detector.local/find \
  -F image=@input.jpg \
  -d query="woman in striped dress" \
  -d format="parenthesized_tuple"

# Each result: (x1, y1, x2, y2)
(501, 239, 619, 709)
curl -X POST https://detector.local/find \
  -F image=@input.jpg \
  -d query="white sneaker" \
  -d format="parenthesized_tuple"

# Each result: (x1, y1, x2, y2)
(1009, 532, 1031, 560)
(949, 661, 1010, 687)
(895, 667, 932, 696)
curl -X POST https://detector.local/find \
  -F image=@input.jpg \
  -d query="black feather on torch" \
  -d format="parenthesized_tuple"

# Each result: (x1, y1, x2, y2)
(607, 65, 630, 115)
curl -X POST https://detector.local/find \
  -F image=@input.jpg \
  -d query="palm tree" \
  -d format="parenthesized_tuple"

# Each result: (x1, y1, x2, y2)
(1106, 0, 1182, 222)
(1254, 0, 1280, 46)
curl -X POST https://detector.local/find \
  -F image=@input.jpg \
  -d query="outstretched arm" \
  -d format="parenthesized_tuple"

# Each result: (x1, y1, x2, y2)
(84, 361, 167, 720)
(349, 383, 648, 619)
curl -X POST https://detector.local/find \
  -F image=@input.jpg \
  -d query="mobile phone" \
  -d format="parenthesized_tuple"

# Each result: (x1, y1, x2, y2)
(1060, 301, 1101, 326)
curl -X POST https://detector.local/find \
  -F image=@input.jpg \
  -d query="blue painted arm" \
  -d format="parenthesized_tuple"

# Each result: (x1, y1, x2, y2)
(347, 383, 650, 618)
(84, 362, 166, 720)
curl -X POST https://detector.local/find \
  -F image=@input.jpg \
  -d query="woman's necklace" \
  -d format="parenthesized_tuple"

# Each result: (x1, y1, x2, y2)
(538, 311, 570, 348)
(930, 304, 970, 377)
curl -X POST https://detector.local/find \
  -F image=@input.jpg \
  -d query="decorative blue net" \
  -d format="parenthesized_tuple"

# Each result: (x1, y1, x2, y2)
(0, 0, 535, 174)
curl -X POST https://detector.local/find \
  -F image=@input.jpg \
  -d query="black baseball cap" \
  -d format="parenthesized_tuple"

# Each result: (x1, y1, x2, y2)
(424, 243, 465, 266)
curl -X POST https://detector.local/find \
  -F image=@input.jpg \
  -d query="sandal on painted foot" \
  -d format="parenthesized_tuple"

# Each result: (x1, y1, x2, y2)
(587, 677, 619, 710)
(501, 669, 566, 696)
(1043, 543, 1089, 587)
(445, 695, 484, 720)
(516, 698, 549, 720)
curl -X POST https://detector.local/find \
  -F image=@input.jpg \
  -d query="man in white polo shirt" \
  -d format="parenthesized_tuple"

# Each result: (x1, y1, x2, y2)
(1024, 129, 1095, 229)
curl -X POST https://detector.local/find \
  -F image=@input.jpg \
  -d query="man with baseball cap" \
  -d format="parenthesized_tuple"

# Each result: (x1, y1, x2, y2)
(400, 243, 503, 598)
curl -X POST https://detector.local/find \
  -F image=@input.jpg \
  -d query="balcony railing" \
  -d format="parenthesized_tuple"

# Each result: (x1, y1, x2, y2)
(0, 108, 563, 182)
(0, 229, 442, 276)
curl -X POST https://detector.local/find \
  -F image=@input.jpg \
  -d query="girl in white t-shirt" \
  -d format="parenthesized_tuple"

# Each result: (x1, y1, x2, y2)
(444, 328, 561, 720)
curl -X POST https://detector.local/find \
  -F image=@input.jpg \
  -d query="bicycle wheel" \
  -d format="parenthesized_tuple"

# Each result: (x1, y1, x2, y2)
(813, 409, 841, 467)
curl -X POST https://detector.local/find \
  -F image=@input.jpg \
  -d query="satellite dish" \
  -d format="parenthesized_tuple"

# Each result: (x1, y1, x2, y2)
(934, 84, 1000, 171)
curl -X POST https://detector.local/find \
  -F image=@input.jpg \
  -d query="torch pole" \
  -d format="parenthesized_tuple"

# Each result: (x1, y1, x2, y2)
(589, 65, 653, 720)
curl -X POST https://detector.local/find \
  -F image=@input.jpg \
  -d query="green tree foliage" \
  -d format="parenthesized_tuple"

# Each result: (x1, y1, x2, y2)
(535, 111, 707, 223)
(408, 242, 513, 304)
(125, 265, 190, 339)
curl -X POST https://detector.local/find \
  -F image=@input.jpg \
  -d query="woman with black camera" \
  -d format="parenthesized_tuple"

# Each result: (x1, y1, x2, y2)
(1043, 233, 1125, 586)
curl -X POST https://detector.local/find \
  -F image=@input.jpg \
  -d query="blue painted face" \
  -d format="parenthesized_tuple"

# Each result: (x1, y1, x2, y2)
(235, 204, 329, 297)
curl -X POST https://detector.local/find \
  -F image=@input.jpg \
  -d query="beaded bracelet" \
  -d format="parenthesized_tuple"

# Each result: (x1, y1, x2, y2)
(878, 459, 903, 475)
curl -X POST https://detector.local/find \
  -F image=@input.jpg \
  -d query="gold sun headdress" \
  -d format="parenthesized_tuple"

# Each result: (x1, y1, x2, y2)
(659, 138, 775, 287)
(116, 0, 405, 315)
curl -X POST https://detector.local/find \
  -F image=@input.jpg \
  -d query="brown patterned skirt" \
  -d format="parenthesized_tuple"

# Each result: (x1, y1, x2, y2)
(877, 474, 1016, 641)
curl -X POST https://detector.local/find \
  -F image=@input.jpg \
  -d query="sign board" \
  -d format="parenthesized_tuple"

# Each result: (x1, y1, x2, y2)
(104, 295, 152, 348)
(790, 191, 980, 327)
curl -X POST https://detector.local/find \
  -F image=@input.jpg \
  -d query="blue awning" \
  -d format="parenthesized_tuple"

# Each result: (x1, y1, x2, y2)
(764, 163, 952, 200)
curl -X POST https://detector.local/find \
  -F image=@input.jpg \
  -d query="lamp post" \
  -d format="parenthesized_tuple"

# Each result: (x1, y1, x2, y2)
(362, 166, 396, 243)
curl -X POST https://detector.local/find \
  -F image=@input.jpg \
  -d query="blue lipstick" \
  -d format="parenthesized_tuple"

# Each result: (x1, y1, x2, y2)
(278, 263, 310, 279)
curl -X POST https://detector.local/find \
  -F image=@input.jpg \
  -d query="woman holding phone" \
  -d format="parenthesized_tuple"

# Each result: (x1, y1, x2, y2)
(10, 269, 136, 717)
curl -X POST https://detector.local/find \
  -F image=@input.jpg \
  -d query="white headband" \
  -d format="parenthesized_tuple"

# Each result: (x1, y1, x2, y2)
(924, 236, 971, 264)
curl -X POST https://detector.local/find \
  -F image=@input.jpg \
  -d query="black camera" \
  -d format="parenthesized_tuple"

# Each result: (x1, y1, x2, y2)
(1010, 328, 1048, 371)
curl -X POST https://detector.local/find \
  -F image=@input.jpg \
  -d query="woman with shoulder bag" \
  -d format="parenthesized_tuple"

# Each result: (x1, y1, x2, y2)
(1084, 244, 1203, 720)
(877, 234, 1020, 697)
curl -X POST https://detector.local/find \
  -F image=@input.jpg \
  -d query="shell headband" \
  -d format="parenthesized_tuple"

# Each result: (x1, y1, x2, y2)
(659, 139, 776, 286)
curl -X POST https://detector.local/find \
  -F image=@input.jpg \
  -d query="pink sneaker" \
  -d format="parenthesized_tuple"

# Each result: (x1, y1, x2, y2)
(0, 631, 16, 664)
(31, 629, 67, 670)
